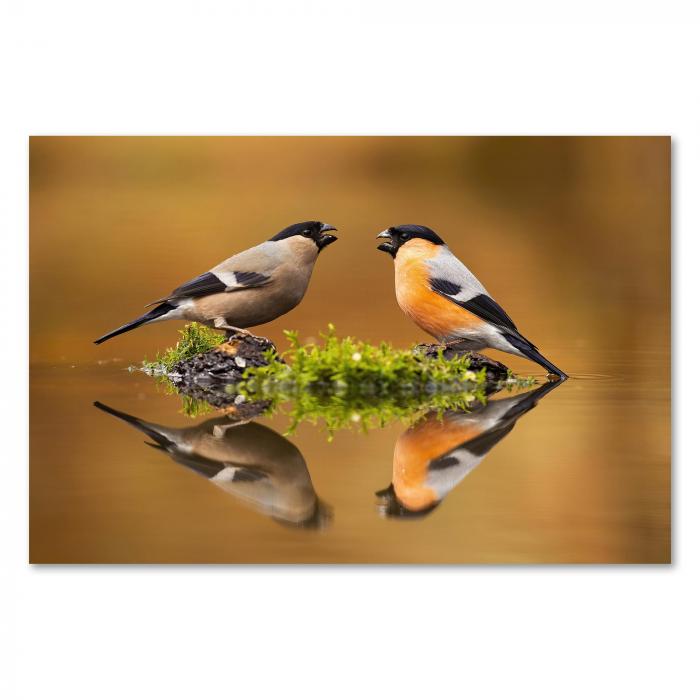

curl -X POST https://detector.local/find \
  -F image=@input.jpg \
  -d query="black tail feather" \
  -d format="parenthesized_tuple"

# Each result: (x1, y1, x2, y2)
(94, 302, 176, 344)
(93, 401, 174, 449)
(500, 377, 565, 422)
(94, 402, 222, 478)
(503, 332, 568, 379)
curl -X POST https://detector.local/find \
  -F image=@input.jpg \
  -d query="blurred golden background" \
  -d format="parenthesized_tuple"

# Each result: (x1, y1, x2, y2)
(30, 136, 669, 372)
(29, 137, 671, 563)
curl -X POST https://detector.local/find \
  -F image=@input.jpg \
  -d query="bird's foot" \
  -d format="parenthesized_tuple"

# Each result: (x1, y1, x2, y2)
(222, 327, 275, 350)
(227, 329, 269, 344)
(214, 319, 252, 338)
(212, 319, 275, 350)
(212, 417, 253, 438)
(224, 327, 252, 339)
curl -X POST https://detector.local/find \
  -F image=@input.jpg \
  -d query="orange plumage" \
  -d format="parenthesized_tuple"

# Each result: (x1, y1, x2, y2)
(392, 412, 482, 511)
(394, 239, 485, 341)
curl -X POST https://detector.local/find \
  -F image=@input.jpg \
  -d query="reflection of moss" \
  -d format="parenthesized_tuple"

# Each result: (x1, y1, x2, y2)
(235, 326, 535, 438)
(178, 393, 216, 418)
(255, 389, 485, 439)
(142, 322, 224, 373)
(152, 373, 216, 418)
(142, 323, 535, 432)
(166, 375, 535, 432)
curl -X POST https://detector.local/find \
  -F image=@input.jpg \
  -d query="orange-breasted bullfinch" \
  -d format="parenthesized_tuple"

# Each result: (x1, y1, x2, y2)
(376, 379, 563, 518)
(376, 224, 567, 379)
(94, 221, 338, 345)
(94, 402, 331, 529)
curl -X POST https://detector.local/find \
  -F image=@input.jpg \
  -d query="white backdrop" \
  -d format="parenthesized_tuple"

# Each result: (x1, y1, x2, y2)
(1, 2, 697, 699)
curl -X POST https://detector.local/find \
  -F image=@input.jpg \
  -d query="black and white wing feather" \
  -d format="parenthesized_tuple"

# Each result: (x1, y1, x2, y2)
(427, 248, 524, 337)
(426, 248, 569, 377)
(425, 424, 514, 499)
(146, 242, 275, 306)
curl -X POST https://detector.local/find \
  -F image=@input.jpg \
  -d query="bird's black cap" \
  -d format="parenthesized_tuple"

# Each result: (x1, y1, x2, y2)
(269, 221, 338, 250)
(376, 224, 444, 256)
(375, 484, 441, 519)
(272, 499, 334, 530)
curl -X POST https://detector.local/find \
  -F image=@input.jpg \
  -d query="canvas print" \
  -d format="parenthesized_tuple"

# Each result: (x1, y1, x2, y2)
(29, 136, 670, 563)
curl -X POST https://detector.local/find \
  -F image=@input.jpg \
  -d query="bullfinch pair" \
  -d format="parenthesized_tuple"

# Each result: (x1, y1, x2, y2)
(95, 219, 565, 381)
(377, 225, 567, 378)
(94, 402, 331, 529)
(94, 221, 338, 344)
(376, 379, 563, 518)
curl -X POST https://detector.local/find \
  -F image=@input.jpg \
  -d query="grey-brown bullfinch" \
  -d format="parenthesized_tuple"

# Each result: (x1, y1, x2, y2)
(94, 221, 338, 344)
(376, 379, 563, 519)
(376, 224, 567, 379)
(93, 402, 332, 529)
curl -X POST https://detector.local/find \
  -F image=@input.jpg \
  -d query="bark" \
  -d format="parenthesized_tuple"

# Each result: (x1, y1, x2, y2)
(413, 343, 510, 383)
(168, 332, 275, 417)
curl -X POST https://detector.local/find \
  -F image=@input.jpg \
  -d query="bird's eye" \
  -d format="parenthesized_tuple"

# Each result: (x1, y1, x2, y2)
(302, 230, 311, 237)
(400, 232, 410, 241)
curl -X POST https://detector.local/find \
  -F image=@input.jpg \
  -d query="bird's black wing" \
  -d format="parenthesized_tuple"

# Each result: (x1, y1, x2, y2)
(430, 271, 567, 376)
(459, 293, 518, 332)
(430, 279, 519, 333)
(146, 270, 271, 306)
(168, 272, 227, 299)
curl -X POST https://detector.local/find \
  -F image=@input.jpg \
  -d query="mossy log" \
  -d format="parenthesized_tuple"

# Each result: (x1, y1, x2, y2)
(169, 332, 275, 386)
(166, 331, 510, 411)
(413, 343, 510, 384)
(168, 332, 275, 417)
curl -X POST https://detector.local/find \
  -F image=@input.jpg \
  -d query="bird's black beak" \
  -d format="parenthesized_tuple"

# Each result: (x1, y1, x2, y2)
(376, 230, 396, 256)
(375, 484, 439, 519)
(316, 223, 338, 251)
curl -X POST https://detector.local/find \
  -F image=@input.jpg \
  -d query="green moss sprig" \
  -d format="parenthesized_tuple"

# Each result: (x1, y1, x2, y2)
(142, 322, 224, 373)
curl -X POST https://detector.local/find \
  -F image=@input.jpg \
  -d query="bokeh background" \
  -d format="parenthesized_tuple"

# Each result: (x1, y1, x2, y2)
(29, 137, 671, 563)
(30, 136, 669, 371)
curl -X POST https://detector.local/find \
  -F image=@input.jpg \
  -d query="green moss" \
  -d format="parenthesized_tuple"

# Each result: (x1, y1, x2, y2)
(141, 323, 536, 433)
(242, 324, 486, 391)
(234, 324, 509, 438)
(142, 322, 224, 373)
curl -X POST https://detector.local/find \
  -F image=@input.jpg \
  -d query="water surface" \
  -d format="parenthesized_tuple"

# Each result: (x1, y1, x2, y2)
(30, 350, 669, 563)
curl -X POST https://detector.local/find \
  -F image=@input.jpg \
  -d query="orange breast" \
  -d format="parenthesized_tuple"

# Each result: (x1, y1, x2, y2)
(394, 241, 485, 341)
(393, 414, 482, 511)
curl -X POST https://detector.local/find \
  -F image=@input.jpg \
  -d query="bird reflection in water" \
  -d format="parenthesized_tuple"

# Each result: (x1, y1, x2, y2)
(93, 402, 332, 529)
(376, 379, 564, 519)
